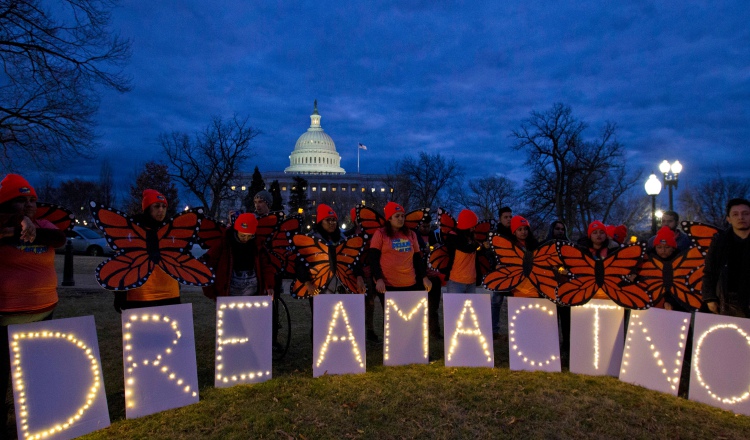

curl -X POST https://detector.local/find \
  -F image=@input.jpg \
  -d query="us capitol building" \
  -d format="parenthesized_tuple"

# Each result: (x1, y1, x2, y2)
(243, 101, 391, 222)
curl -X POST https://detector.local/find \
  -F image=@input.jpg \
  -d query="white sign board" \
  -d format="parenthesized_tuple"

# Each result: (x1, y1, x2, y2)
(689, 313, 750, 415)
(507, 297, 561, 372)
(215, 297, 272, 387)
(619, 308, 691, 395)
(313, 294, 366, 378)
(443, 293, 494, 368)
(122, 303, 200, 419)
(8, 316, 110, 440)
(569, 300, 624, 376)
(384, 291, 429, 366)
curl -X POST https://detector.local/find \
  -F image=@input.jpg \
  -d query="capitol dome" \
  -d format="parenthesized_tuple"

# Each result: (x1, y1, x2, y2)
(284, 101, 346, 175)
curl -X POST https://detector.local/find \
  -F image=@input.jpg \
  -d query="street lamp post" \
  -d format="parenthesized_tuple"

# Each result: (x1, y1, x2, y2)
(645, 174, 662, 236)
(658, 160, 682, 211)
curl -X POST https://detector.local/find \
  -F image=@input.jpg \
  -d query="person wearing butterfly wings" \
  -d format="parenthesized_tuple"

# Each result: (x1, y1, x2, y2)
(201, 213, 276, 299)
(639, 226, 703, 312)
(702, 198, 750, 317)
(294, 204, 367, 298)
(106, 189, 208, 313)
(369, 202, 432, 295)
(441, 209, 493, 294)
(0, 174, 67, 435)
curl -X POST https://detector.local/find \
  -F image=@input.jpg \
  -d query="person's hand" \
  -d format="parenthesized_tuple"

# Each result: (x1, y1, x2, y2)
(664, 302, 673, 311)
(356, 276, 366, 294)
(422, 277, 432, 292)
(707, 302, 719, 314)
(375, 279, 386, 294)
(265, 288, 275, 298)
(20, 216, 35, 242)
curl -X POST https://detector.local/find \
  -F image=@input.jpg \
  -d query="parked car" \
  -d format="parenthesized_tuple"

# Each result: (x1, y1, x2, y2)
(56, 226, 115, 256)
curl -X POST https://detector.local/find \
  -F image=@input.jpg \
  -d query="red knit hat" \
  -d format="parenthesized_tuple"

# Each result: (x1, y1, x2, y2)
(613, 225, 628, 244)
(234, 213, 258, 234)
(654, 226, 677, 248)
(457, 209, 478, 230)
(587, 220, 606, 238)
(316, 204, 337, 223)
(0, 174, 37, 205)
(384, 201, 404, 220)
(142, 189, 168, 212)
(511, 215, 530, 234)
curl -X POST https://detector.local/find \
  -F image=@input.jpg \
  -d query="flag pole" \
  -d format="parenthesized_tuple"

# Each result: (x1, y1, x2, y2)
(357, 144, 360, 174)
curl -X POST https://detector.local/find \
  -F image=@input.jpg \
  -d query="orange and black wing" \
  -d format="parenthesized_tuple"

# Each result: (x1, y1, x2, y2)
(255, 213, 282, 247)
(35, 203, 75, 231)
(154, 209, 213, 285)
(158, 251, 214, 286)
(428, 244, 450, 272)
(96, 252, 153, 291)
(599, 244, 650, 309)
(89, 202, 151, 254)
(527, 242, 564, 301)
(682, 221, 720, 253)
(291, 234, 335, 298)
(483, 234, 526, 292)
(640, 246, 704, 311)
(267, 216, 303, 275)
(197, 216, 227, 251)
(404, 208, 430, 231)
(474, 219, 497, 242)
(438, 208, 457, 236)
(356, 205, 386, 236)
(555, 243, 599, 306)
(334, 235, 367, 293)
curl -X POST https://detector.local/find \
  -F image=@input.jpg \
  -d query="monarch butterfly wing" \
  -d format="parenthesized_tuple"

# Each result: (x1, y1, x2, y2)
(96, 252, 154, 291)
(291, 234, 334, 297)
(335, 235, 367, 293)
(404, 208, 430, 231)
(255, 213, 281, 248)
(268, 217, 303, 275)
(356, 206, 386, 236)
(438, 208, 457, 236)
(474, 220, 496, 243)
(483, 234, 525, 291)
(682, 221, 720, 253)
(428, 245, 449, 272)
(35, 203, 75, 231)
(637, 256, 667, 305)
(555, 243, 598, 305)
(600, 244, 650, 309)
(158, 251, 215, 286)
(669, 246, 706, 310)
(89, 202, 149, 252)
(482, 267, 525, 292)
(197, 216, 227, 251)
(155, 209, 204, 255)
(477, 252, 492, 278)
(528, 242, 563, 301)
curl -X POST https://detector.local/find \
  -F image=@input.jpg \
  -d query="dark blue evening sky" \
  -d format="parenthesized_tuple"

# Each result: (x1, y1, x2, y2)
(70, 0, 750, 193)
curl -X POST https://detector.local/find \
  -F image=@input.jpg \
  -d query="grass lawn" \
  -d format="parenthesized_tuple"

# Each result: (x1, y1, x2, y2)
(7, 256, 749, 439)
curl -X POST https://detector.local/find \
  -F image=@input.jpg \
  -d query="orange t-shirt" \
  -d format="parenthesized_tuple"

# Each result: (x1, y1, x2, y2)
(450, 249, 476, 284)
(126, 267, 180, 302)
(0, 221, 59, 314)
(371, 228, 420, 288)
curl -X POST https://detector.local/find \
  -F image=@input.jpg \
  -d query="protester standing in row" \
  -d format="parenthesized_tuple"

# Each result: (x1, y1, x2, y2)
(0, 174, 66, 436)
(202, 213, 276, 298)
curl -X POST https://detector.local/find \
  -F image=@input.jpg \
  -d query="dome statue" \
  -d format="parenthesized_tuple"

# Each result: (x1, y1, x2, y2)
(284, 100, 346, 175)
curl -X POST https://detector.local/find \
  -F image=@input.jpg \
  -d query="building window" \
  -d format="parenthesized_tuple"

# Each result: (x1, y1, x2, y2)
(371, 188, 375, 192)
(282, 186, 287, 191)
(341, 187, 346, 192)
(322, 187, 327, 192)
(312, 187, 317, 192)
(380, 188, 385, 192)
(332, 187, 336, 192)
(361, 187, 365, 192)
